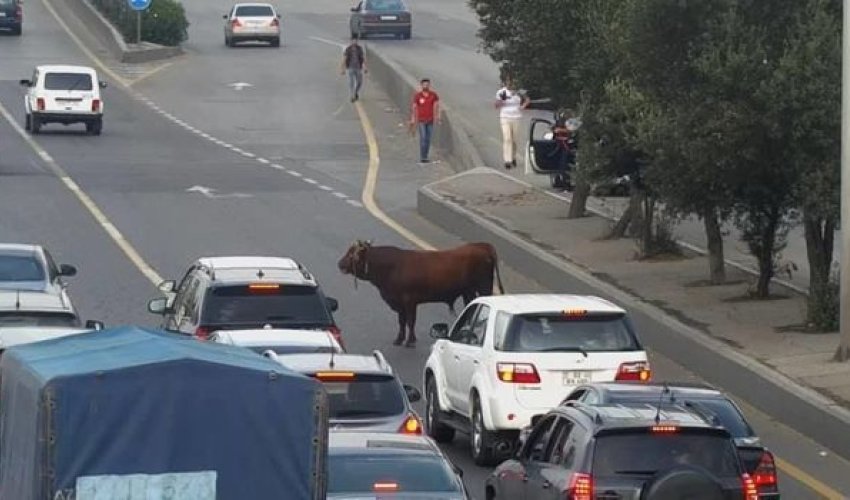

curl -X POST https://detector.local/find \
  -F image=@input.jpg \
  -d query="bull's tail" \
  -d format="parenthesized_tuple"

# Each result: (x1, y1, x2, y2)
(493, 254, 505, 295)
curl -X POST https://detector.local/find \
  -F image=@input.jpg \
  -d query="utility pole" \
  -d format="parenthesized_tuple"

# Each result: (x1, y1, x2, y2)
(837, 0, 850, 361)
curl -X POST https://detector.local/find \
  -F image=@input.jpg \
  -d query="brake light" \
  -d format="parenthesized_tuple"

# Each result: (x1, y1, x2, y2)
(36, 98, 45, 111)
(615, 361, 651, 382)
(399, 414, 422, 435)
(373, 482, 399, 492)
(741, 473, 759, 500)
(315, 371, 355, 381)
(271, 17, 279, 27)
(231, 18, 242, 28)
(562, 308, 587, 317)
(567, 472, 593, 500)
(248, 283, 280, 293)
(91, 99, 101, 112)
(753, 451, 778, 490)
(329, 325, 344, 350)
(650, 425, 679, 433)
(496, 363, 540, 384)
(194, 326, 211, 340)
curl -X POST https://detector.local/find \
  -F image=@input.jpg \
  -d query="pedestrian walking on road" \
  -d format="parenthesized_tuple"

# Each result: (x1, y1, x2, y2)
(341, 35, 367, 102)
(410, 78, 440, 164)
(494, 77, 529, 169)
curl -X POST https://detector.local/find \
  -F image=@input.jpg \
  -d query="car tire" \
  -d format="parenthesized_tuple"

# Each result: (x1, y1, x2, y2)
(87, 118, 102, 136)
(225, 36, 233, 47)
(24, 113, 31, 132)
(402, 29, 411, 40)
(12, 26, 21, 36)
(271, 37, 280, 47)
(31, 116, 41, 134)
(471, 395, 497, 466)
(425, 378, 455, 443)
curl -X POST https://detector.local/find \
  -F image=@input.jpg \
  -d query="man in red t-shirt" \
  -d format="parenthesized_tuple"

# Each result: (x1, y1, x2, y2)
(409, 78, 440, 164)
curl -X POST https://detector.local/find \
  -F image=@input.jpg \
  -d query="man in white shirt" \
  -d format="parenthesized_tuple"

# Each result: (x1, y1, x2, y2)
(494, 77, 530, 169)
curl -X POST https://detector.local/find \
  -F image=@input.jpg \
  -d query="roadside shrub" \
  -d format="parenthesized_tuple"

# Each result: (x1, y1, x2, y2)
(90, 0, 188, 47)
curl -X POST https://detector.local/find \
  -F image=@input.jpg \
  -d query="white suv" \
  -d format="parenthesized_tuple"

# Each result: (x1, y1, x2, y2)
(19, 65, 107, 135)
(422, 294, 650, 465)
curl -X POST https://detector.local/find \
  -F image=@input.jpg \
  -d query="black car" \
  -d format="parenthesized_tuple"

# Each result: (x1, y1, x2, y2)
(0, 0, 21, 36)
(487, 401, 760, 500)
(349, 0, 411, 39)
(147, 256, 343, 345)
(559, 382, 779, 498)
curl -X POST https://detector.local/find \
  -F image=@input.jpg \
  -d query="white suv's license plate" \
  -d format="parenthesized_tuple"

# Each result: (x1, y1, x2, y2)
(380, 15, 397, 20)
(563, 371, 590, 385)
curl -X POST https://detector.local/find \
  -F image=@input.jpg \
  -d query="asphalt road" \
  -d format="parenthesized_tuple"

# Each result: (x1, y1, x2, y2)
(0, 0, 847, 498)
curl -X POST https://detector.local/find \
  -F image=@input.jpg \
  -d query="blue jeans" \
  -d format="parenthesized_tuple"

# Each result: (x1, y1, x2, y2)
(418, 121, 433, 161)
(347, 68, 363, 100)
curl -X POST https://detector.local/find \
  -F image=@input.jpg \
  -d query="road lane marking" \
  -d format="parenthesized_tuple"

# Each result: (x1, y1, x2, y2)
(257, 158, 270, 164)
(333, 192, 348, 199)
(775, 457, 844, 500)
(0, 100, 163, 287)
(319, 185, 334, 191)
(309, 36, 346, 49)
(353, 101, 435, 250)
(303, 178, 318, 185)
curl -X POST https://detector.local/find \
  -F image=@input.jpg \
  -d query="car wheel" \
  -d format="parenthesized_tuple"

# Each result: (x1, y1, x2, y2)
(402, 29, 411, 40)
(12, 26, 21, 36)
(425, 378, 455, 443)
(88, 118, 102, 136)
(24, 113, 31, 132)
(471, 395, 497, 466)
(271, 37, 280, 47)
(31, 116, 41, 134)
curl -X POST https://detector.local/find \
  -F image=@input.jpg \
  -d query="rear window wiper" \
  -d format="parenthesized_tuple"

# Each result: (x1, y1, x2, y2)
(538, 347, 589, 357)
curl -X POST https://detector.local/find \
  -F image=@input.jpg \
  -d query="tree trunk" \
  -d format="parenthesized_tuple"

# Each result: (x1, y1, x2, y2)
(804, 212, 837, 329)
(639, 196, 655, 257)
(753, 209, 779, 299)
(568, 177, 591, 219)
(628, 185, 645, 238)
(609, 205, 633, 239)
(702, 207, 726, 285)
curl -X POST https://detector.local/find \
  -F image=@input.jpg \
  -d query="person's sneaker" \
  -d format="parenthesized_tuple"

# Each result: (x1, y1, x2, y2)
(355, 92, 359, 101)
(504, 162, 512, 170)
(511, 159, 517, 168)
(419, 159, 431, 164)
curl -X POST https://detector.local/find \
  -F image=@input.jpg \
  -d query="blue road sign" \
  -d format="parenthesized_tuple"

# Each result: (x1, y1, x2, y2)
(128, 0, 152, 11)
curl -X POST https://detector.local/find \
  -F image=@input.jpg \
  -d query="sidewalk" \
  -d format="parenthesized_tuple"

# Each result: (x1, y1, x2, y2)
(370, 40, 837, 293)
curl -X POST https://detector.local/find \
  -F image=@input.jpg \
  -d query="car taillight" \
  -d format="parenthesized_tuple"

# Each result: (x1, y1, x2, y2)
(91, 99, 101, 112)
(36, 98, 45, 111)
(753, 451, 778, 491)
(741, 473, 759, 500)
(567, 472, 593, 500)
(194, 326, 211, 340)
(231, 18, 241, 28)
(615, 361, 651, 382)
(399, 414, 422, 435)
(373, 482, 399, 492)
(270, 18, 279, 27)
(328, 326, 344, 350)
(496, 363, 540, 384)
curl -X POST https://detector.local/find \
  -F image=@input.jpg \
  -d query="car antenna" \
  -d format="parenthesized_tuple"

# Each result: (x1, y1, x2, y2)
(15, 289, 20, 311)
(654, 382, 670, 424)
(328, 331, 336, 369)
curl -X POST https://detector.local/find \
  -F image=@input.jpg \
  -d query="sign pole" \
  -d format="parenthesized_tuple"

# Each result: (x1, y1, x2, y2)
(839, 0, 850, 361)
(137, 9, 141, 45)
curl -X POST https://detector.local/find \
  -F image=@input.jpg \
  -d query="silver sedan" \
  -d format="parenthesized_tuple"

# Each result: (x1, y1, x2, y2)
(224, 3, 281, 47)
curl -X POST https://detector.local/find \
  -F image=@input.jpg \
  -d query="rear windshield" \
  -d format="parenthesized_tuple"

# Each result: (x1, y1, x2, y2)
(202, 285, 332, 327)
(235, 5, 274, 16)
(0, 0, 18, 6)
(365, 0, 404, 10)
(682, 400, 753, 439)
(593, 432, 739, 477)
(329, 454, 460, 493)
(500, 313, 639, 352)
(319, 374, 406, 419)
(44, 73, 93, 91)
(0, 312, 80, 328)
(0, 255, 44, 281)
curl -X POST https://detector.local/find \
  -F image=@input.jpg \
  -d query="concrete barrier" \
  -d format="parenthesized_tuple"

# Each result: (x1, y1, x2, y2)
(61, 0, 182, 64)
(365, 46, 485, 172)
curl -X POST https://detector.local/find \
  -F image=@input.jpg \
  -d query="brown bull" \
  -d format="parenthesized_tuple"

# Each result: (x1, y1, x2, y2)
(338, 240, 505, 347)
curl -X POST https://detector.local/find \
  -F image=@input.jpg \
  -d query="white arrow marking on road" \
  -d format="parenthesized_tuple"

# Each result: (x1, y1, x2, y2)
(228, 82, 254, 91)
(186, 185, 252, 199)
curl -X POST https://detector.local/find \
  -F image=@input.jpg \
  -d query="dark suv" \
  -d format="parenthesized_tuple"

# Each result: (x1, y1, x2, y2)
(559, 382, 779, 498)
(487, 402, 759, 500)
(147, 256, 342, 344)
(0, 0, 22, 36)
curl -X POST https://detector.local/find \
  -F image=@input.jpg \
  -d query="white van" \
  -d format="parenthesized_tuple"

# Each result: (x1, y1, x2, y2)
(19, 65, 107, 135)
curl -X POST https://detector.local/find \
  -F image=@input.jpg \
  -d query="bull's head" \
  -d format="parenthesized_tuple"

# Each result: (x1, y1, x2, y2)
(338, 240, 372, 279)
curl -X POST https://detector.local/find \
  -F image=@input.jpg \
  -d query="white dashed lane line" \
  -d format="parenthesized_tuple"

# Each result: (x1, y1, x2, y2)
(129, 93, 358, 207)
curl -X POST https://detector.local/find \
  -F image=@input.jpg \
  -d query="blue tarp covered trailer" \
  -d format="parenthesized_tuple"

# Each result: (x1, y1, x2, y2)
(0, 326, 328, 500)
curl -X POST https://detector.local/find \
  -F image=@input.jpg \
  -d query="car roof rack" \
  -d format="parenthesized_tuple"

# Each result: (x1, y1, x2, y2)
(372, 350, 391, 373)
(564, 400, 604, 424)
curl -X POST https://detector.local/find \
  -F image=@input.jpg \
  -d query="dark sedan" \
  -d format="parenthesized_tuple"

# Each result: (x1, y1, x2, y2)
(0, 0, 22, 36)
(350, 0, 411, 40)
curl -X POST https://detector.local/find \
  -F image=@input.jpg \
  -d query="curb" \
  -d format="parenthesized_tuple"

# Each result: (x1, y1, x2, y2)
(417, 180, 850, 458)
(63, 0, 182, 64)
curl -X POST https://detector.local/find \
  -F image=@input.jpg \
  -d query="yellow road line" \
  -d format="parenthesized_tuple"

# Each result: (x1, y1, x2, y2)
(354, 101, 435, 251)
(129, 57, 181, 87)
(775, 457, 845, 499)
(0, 101, 163, 287)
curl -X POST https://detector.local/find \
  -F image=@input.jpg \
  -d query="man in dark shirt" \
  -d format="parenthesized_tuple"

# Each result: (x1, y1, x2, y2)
(341, 35, 367, 102)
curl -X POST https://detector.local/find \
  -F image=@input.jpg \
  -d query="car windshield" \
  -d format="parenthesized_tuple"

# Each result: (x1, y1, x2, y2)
(365, 0, 404, 11)
(235, 5, 274, 16)
(318, 374, 406, 419)
(0, 0, 17, 6)
(0, 255, 44, 282)
(328, 454, 461, 493)
(247, 345, 339, 355)
(501, 313, 639, 352)
(593, 431, 740, 477)
(44, 73, 93, 91)
(202, 284, 333, 327)
(0, 311, 80, 328)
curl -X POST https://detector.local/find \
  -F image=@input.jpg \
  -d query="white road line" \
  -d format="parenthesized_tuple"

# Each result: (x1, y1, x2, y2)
(303, 178, 318, 185)
(347, 200, 364, 208)
(0, 100, 163, 286)
(333, 192, 348, 199)
(309, 36, 346, 49)
(257, 158, 270, 164)
(287, 170, 302, 177)
(269, 164, 286, 170)
(241, 152, 255, 158)
(318, 185, 333, 191)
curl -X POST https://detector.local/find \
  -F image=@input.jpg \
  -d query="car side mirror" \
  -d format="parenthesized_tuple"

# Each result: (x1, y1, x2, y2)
(157, 280, 176, 293)
(403, 384, 421, 403)
(223, 14, 229, 19)
(85, 320, 105, 330)
(326, 297, 339, 312)
(58, 264, 77, 277)
(429, 323, 449, 339)
(147, 297, 169, 315)
(99, 81, 108, 89)
(19, 79, 31, 87)
(350, 6, 360, 12)
(451, 463, 464, 478)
